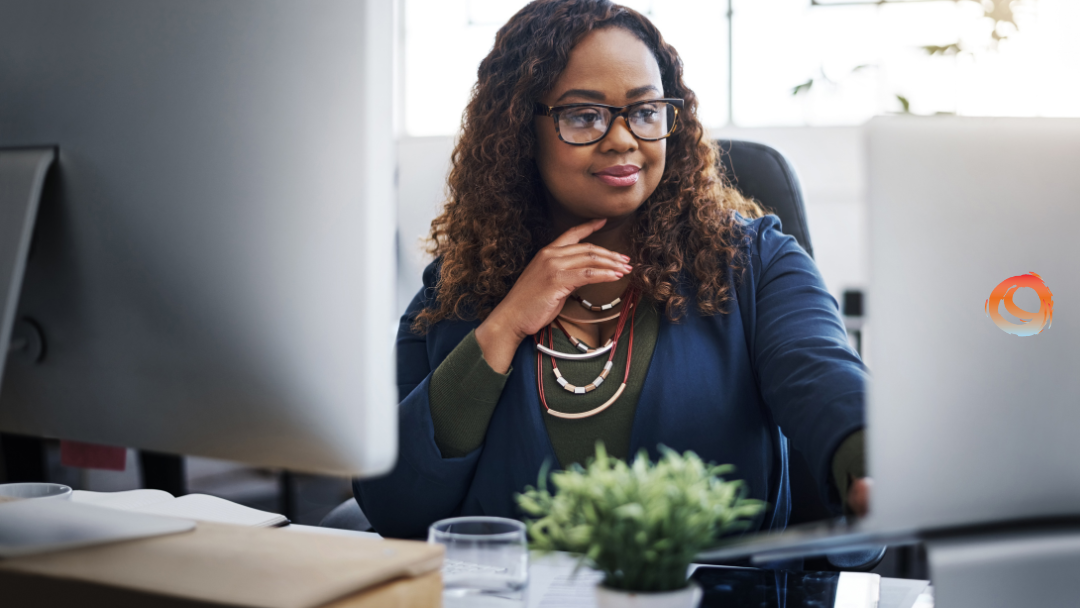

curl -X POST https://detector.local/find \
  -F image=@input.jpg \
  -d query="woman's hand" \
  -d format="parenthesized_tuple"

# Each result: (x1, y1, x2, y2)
(847, 477, 873, 518)
(475, 218, 632, 373)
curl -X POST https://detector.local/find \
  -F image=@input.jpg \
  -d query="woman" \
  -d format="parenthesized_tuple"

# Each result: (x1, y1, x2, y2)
(354, 0, 869, 540)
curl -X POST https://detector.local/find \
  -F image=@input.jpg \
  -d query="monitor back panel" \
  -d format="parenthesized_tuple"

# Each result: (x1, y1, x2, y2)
(0, 0, 397, 476)
(866, 117, 1080, 532)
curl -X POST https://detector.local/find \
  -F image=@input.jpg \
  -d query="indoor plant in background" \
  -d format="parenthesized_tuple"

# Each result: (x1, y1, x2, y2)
(517, 444, 764, 608)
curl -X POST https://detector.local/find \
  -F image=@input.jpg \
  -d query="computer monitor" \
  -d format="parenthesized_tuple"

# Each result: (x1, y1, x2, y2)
(0, 0, 398, 477)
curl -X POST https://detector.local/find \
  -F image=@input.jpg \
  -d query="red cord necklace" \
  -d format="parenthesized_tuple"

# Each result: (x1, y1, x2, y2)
(533, 288, 638, 420)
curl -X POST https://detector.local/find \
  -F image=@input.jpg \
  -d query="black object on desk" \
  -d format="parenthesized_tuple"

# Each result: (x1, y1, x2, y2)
(139, 451, 187, 497)
(842, 289, 864, 358)
(692, 566, 840, 608)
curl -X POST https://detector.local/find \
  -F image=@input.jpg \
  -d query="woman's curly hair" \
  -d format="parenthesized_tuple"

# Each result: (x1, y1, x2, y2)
(413, 0, 767, 332)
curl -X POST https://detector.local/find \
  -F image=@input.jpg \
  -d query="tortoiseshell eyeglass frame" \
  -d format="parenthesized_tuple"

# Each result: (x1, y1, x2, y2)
(533, 98, 685, 146)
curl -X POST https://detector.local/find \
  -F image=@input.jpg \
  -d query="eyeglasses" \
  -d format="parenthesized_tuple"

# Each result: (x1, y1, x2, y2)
(534, 98, 684, 146)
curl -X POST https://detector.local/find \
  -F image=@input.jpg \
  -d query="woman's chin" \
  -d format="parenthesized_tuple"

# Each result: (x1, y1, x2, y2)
(599, 200, 647, 221)
(549, 188, 650, 225)
(573, 195, 648, 221)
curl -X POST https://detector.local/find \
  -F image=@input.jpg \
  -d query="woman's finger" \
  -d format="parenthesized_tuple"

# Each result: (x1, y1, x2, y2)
(549, 242, 629, 264)
(559, 266, 625, 290)
(847, 477, 873, 518)
(551, 252, 632, 275)
(549, 218, 607, 248)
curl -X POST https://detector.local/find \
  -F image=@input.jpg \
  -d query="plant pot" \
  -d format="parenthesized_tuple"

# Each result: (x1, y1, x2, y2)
(594, 581, 702, 608)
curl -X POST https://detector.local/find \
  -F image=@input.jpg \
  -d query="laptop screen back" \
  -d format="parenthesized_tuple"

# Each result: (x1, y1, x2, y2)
(866, 117, 1080, 532)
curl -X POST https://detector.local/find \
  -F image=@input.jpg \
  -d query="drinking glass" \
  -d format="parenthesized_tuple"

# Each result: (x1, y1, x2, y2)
(428, 516, 529, 600)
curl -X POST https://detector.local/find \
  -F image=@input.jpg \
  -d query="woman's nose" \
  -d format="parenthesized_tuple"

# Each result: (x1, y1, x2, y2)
(599, 116, 637, 153)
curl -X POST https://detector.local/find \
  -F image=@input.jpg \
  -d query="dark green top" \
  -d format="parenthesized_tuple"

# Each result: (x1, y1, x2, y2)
(428, 300, 865, 508)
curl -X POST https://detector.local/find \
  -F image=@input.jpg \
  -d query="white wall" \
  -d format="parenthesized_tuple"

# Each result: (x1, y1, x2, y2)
(394, 127, 867, 316)
(396, 136, 457, 313)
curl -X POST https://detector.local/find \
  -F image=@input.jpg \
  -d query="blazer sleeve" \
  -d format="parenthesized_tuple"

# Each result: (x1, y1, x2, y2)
(743, 214, 867, 510)
(351, 263, 485, 539)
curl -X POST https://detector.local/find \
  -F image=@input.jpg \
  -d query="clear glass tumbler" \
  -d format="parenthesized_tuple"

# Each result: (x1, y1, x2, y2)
(428, 516, 529, 599)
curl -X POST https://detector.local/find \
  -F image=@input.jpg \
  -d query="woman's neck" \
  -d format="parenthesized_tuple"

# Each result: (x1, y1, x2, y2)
(548, 205, 634, 257)
(582, 221, 632, 255)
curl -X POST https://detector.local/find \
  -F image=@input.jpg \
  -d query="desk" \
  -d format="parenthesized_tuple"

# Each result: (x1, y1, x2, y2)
(285, 525, 933, 608)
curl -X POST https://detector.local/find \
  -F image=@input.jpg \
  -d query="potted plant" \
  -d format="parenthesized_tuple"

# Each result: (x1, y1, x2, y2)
(517, 443, 764, 608)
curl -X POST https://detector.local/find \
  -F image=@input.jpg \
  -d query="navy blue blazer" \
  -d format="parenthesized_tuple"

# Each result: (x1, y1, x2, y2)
(354, 214, 867, 539)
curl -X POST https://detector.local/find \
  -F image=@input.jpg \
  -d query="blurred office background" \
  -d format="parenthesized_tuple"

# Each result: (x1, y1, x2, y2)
(4, 0, 1078, 551)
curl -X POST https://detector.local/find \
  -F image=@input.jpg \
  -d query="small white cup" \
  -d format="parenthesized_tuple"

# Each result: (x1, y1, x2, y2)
(0, 482, 73, 502)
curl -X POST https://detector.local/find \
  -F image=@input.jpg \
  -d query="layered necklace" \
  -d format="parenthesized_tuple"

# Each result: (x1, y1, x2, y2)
(570, 292, 623, 312)
(533, 287, 638, 420)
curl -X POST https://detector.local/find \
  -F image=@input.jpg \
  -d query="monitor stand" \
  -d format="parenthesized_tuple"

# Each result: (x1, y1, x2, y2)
(926, 528, 1080, 608)
(0, 147, 54, 393)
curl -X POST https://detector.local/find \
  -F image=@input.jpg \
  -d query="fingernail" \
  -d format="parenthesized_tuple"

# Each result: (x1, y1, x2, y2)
(623, 264, 633, 272)
(614, 272, 624, 278)
(620, 255, 631, 262)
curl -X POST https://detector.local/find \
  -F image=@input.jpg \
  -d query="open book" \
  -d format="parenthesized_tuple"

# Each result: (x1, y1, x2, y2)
(71, 490, 288, 528)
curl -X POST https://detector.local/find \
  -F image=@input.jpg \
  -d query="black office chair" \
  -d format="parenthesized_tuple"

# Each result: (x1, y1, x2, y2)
(715, 140, 815, 261)
(716, 139, 884, 572)
(320, 493, 373, 531)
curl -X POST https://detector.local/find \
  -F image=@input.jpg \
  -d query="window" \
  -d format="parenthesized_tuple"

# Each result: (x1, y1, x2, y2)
(733, 0, 1080, 126)
(403, 0, 728, 136)
(402, 0, 1080, 134)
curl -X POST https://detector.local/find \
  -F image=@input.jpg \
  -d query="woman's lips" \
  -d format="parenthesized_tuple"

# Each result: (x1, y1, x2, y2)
(594, 165, 640, 187)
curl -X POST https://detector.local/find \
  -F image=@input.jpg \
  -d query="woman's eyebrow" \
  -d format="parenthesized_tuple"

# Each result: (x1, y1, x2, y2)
(555, 88, 606, 103)
(626, 85, 660, 99)
(554, 85, 662, 103)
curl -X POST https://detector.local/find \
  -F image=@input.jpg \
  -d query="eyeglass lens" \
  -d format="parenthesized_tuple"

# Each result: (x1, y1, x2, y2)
(557, 102, 676, 144)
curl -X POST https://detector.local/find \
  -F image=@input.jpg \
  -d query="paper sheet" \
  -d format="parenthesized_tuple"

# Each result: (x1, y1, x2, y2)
(72, 490, 287, 527)
(136, 494, 287, 527)
(533, 564, 604, 607)
(72, 489, 174, 511)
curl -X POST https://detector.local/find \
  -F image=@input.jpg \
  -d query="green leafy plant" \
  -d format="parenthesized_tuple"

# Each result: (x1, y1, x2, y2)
(515, 443, 764, 593)
(896, 94, 912, 114)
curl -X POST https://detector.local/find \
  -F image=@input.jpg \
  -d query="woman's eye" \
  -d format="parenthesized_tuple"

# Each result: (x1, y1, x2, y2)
(630, 107, 660, 123)
(565, 109, 604, 127)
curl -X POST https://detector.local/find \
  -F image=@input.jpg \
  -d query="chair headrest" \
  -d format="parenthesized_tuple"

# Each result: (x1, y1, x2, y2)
(715, 140, 814, 260)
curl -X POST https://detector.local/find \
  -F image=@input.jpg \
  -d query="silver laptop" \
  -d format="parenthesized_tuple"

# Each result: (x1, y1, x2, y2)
(701, 116, 1080, 562)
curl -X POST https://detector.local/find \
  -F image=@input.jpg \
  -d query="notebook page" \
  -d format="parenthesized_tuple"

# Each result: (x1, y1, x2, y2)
(133, 493, 287, 527)
(71, 489, 174, 511)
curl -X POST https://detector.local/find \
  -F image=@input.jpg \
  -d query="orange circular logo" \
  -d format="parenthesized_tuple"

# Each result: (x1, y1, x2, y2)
(984, 272, 1054, 337)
